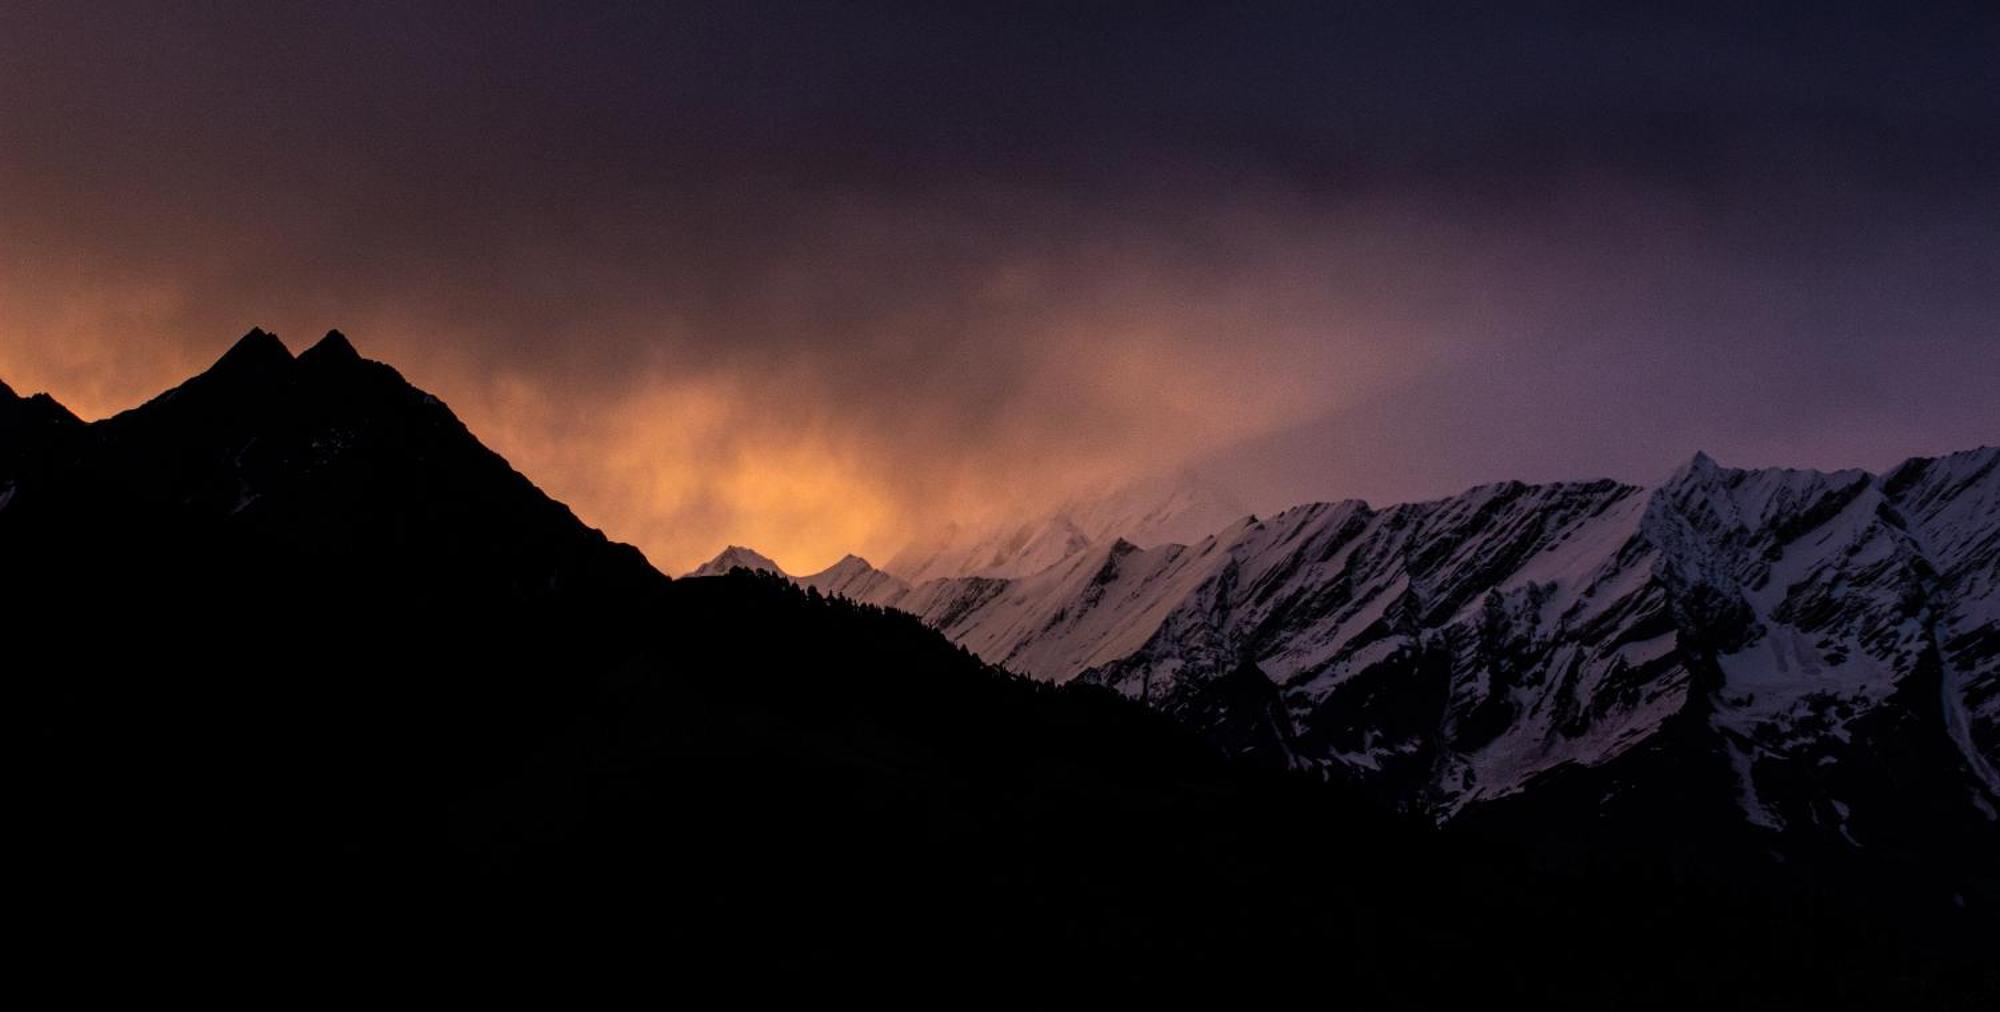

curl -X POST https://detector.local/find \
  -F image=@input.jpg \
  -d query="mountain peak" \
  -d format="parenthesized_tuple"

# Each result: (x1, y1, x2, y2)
(795, 551, 911, 602)
(213, 328, 294, 373)
(25, 392, 80, 421)
(0, 381, 83, 435)
(300, 329, 360, 365)
(687, 545, 786, 578)
(133, 329, 297, 414)
(807, 552, 887, 582)
(1668, 449, 1724, 484)
(1923, 444, 1999, 473)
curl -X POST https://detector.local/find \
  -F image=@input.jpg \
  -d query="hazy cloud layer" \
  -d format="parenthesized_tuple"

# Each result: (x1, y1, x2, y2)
(3, 2, 1995, 572)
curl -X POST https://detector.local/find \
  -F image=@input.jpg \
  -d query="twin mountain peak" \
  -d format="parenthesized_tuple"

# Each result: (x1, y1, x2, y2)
(7, 329, 1995, 852)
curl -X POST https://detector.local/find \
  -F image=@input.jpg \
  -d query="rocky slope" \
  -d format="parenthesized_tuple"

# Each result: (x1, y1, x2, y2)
(794, 449, 2000, 864)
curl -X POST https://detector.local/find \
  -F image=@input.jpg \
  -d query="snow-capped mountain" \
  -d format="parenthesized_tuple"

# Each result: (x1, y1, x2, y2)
(792, 448, 2000, 852)
(883, 471, 1248, 583)
(797, 553, 911, 602)
(686, 544, 787, 578)
(686, 548, 916, 603)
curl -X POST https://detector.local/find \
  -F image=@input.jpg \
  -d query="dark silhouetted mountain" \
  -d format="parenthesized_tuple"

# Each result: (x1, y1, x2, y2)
(6, 331, 1993, 1002)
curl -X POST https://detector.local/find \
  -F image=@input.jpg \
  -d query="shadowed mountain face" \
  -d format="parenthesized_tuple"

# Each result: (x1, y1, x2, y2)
(7, 329, 673, 894)
(784, 452, 2000, 895)
(6, 331, 1994, 999)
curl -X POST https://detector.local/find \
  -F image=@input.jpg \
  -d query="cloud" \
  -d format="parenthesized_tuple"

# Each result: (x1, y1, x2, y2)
(1, 3, 1995, 573)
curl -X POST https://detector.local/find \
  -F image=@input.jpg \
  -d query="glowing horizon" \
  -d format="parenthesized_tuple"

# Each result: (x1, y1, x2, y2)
(4, 4, 1995, 575)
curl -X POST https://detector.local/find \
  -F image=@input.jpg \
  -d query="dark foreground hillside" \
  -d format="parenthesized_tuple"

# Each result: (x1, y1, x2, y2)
(6, 332, 1993, 1003)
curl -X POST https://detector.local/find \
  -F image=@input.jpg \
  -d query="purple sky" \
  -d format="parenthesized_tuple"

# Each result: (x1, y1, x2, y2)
(2, 2, 1995, 572)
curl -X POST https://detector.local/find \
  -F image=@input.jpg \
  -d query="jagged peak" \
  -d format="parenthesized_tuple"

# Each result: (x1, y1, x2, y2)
(1672, 449, 1720, 478)
(26, 392, 81, 423)
(1900, 444, 1999, 474)
(1664, 449, 1880, 495)
(1880, 444, 2000, 502)
(127, 328, 298, 413)
(1661, 450, 1738, 492)
(211, 327, 294, 373)
(799, 553, 912, 596)
(0, 380, 83, 429)
(299, 329, 360, 365)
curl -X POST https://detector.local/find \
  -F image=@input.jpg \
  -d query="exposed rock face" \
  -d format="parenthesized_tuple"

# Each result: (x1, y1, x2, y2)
(817, 449, 2000, 856)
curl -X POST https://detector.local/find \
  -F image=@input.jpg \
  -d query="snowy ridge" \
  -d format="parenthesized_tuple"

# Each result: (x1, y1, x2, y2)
(884, 471, 1248, 583)
(758, 446, 2000, 839)
(1882, 447, 2000, 804)
(797, 554, 910, 602)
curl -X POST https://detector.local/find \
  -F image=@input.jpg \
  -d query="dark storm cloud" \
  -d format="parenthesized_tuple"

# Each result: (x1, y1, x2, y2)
(2, 1, 1995, 570)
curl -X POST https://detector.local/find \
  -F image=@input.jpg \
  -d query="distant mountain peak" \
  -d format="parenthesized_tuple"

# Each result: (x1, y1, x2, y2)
(1668, 449, 1722, 483)
(797, 551, 910, 602)
(887, 470, 1250, 583)
(688, 545, 786, 578)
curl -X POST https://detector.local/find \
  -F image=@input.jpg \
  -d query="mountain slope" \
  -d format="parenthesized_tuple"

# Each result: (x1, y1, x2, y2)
(797, 552, 911, 600)
(13, 332, 1364, 965)
(805, 450, 2000, 890)
(8, 329, 674, 891)
(1884, 448, 2000, 796)
(7, 331, 1991, 999)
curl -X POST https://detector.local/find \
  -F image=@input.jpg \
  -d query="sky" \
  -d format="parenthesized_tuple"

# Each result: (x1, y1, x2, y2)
(2, 1, 1996, 574)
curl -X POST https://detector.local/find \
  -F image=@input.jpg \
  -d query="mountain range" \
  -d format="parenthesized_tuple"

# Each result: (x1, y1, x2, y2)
(702, 447, 2000, 881)
(10, 330, 1995, 999)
